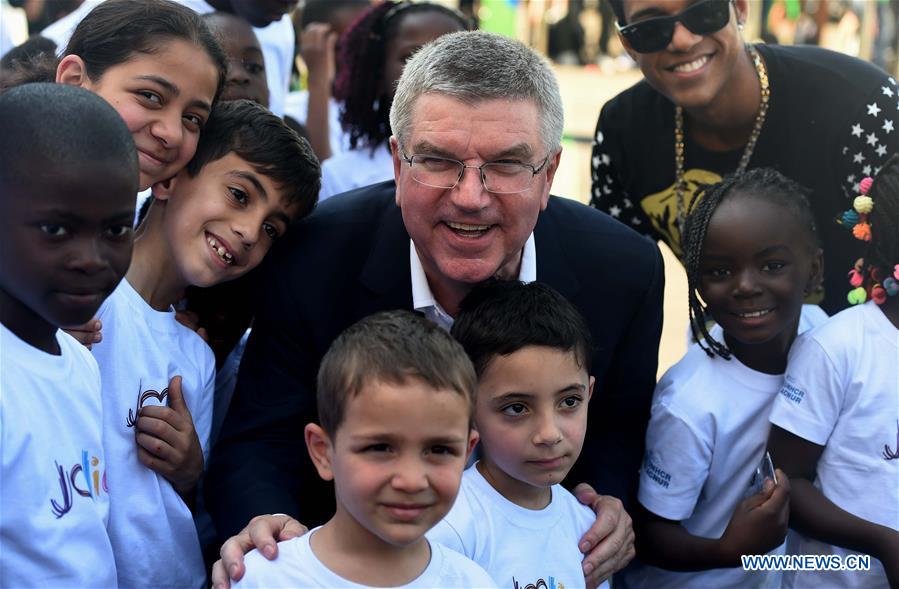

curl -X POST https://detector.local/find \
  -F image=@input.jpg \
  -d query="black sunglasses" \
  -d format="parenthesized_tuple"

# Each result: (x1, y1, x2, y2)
(618, 0, 732, 53)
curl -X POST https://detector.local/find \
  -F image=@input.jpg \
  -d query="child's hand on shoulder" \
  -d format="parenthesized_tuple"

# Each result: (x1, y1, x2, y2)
(64, 318, 102, 349)
(134, 375, 203, 499)
(719, 469, 791, 564)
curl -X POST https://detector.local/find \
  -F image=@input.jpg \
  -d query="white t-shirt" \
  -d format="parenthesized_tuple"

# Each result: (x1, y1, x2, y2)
(621, 305, 828, 589)
(91, 279, 215, 589)
(0, 325, 117, 587)
(234, 528, 497, 588)
(770, 301, 899, 589)
(427, 465, 606, 589)
(40, 0, 294, 116)
(283, 91, 350, 157)
(320, 143, 394, 201)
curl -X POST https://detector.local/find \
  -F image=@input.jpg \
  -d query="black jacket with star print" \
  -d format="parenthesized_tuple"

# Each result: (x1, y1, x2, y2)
(591, 44, 897, 314)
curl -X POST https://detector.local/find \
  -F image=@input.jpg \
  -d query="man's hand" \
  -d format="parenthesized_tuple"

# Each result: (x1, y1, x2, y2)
(719, 469, 791, 564)
(135, 375, 203, 497)
(574, 484, 636, 588)
(63, 318, 102, 349)
(211, 515, 308, 589)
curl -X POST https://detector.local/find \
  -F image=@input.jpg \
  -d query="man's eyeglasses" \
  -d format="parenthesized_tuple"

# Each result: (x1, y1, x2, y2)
(400, 152, 549, 194)
(617, 0, 732, 54)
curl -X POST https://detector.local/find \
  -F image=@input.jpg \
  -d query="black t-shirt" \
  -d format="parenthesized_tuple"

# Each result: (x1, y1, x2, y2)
(591, 44, 897, 314)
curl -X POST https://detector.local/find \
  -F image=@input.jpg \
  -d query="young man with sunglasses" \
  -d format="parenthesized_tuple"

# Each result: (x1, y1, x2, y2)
(591, 0, 897, 316)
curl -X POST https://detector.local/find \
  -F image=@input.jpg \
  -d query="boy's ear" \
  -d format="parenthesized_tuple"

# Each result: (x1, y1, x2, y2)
(305, 423, 335, 482)
(805, 248, 825, 295)
(151, 175, 179, 202)
(465, 429, 479, 461)
(56, 55, 88, 86)
(587, 376, 595, 401)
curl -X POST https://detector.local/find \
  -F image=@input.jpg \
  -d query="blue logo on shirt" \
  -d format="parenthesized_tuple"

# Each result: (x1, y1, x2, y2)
(779, 382, 805, 404)
(50, 450, 107, 518)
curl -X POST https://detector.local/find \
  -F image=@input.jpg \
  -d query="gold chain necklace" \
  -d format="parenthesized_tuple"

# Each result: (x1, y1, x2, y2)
(674, 44, 770, 234)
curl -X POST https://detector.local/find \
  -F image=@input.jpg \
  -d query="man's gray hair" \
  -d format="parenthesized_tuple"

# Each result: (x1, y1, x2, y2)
(389, 30, 564, 156)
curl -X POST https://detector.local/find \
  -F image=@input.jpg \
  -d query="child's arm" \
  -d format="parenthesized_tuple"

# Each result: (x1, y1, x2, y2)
(636, 471, 790, 571)
(768, 425, 899, 585)
(135, 375, 203, 502)
(300, 22, 336, 162)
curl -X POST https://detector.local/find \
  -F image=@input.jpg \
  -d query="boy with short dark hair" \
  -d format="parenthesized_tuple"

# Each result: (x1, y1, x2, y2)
(90, 98, 320, 588)
(235, 310, 497, 588)
(0, 82, 139, 585)
(428, 280, 608, 589)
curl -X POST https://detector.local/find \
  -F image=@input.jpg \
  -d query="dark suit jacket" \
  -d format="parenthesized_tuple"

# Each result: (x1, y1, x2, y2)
(205, 181, 665, 538)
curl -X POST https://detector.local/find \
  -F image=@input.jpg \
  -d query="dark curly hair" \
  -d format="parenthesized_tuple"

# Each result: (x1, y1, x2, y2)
(332, 1, 469, 152)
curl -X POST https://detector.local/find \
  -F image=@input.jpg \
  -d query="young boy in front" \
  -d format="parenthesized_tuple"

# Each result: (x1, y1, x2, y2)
(235, 310, 497, 588)
(429, 280, 608, 589)
(89, 98, 321, 588)
(0, 83, 139, 586)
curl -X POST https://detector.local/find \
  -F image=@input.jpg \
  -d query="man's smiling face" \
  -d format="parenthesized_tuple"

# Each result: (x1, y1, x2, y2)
(619, 0, 748, 111)
(392, 94, 558, 299)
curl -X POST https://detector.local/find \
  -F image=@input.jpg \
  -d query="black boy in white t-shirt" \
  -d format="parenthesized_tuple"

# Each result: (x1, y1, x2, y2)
(0, 83, 138, 586)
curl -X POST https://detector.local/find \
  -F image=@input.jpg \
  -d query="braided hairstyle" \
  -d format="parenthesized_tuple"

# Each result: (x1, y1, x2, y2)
(865, 154, 899, 280)
(332, 1, 469, 152)
(681, 168, 819, 359)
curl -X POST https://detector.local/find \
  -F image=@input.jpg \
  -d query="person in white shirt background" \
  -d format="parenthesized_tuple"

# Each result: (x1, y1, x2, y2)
(318, 1, 469, 201)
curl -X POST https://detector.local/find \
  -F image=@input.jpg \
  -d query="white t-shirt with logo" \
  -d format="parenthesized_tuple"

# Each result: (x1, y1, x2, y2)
(0, 325, 117, 587)
(770, 301, 898, 589)
(234, 528, 497, 588)
(92, 279, 215, 589)
(621, 305, 828, 589)
(427, 464, 607, 589)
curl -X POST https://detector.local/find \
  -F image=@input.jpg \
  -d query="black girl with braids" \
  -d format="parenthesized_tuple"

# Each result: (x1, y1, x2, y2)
(334, 1, 469, 151)
(629, 168, 825, 585)
(681, 167, 823, 373)
(319, 1, 469, 199)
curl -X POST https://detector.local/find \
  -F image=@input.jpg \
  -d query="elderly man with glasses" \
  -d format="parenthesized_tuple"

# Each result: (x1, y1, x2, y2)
(206, 30, 664, 589)
(592, 0, 898, 315)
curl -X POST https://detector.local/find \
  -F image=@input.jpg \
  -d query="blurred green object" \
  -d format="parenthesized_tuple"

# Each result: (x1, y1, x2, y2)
(476, 0, 518, 38)
(785, 0, 801, 21)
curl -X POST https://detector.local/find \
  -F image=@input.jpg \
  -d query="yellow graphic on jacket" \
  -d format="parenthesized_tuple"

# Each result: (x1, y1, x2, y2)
(640, 168, 722, 258)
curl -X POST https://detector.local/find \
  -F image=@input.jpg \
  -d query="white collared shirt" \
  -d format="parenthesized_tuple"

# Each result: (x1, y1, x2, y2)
(410, 234, 537, 330)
